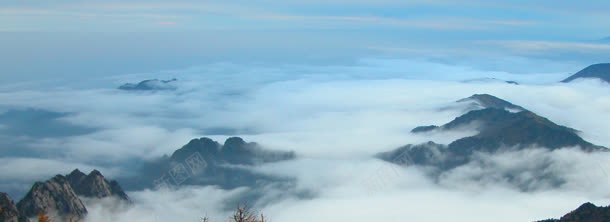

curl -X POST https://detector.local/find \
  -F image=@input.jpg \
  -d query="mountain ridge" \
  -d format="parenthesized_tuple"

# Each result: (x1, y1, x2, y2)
(562, 63, 610, 83)
(380, 94, 607, 182)
(0, 169, 129, 221)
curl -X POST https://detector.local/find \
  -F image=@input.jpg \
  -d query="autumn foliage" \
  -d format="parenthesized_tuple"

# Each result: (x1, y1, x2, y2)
(37, 212, 52, 222)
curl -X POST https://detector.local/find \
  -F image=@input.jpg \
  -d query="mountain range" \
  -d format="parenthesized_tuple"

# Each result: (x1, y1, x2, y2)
(461, 78, 519, 85)
(121, 137, 296, 191)
(378, 94, 607, 189)
(0, 169, 129, 222)
(118, 78, 178, 91)
(562, 63, 610, 83)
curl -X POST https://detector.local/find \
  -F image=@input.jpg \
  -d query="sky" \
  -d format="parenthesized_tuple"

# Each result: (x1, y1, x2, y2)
(1, 1, 610, 222)
(0, 0, 609, 83)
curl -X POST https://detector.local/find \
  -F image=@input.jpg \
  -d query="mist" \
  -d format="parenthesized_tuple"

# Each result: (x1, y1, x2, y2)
(0, 57, 609, 221)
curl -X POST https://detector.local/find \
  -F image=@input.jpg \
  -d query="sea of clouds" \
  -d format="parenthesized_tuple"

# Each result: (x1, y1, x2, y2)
(0, 58, 609, 222)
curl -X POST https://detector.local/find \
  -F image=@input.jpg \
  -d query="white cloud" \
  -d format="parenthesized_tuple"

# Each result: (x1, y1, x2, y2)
(1, 58, 610, 221)
(481, 40, 610, 52)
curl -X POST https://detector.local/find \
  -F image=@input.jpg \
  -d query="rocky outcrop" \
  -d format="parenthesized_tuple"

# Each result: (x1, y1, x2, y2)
(0, 193, 28, 222)
(66, 169, 130, 202)
(122, 137, 296, 191)
(16, 175, 87, 219)
(3, 169, 129, 220)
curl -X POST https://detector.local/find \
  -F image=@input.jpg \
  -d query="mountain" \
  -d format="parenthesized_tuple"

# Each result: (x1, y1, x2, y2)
(456, 94, 526, 112)
(381, 94, 606, 171)
(118, 78, 177, 91)
(16, 175, 87, 220)
(0, 193, 28, 222)
(537, 202, 610, 222)
(122, 137, 296, 191)
(461, 78, 519, 85)
(561, 63, 610, 83)
(6, 169, 129, 220)
(66, 169, 130, 202)
(413, 94, 526, 133)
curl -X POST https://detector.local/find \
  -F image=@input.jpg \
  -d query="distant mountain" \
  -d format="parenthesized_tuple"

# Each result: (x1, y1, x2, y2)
(461, 78, 519, 85)
(380, 94, 606, 178)
(118, 78, 177, 91)
(122, 137, 296, 191)
(2, 169, 129, 221)
(16, 175, 87, 220)
(0, 193, 28, 222)
(413, 94, 525, 133)
(537, 202, 610, 222)
(562, 63, 610, 83)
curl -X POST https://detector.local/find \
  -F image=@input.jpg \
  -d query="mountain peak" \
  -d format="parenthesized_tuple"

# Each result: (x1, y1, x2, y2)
(69, 169, 130, 202)
(562, 63, 610, 83)
(118, 78, 178, 91)
(17, 174, 88, 219)
(456, 94, 526, 112)
(68, 169, 85, 177)
(0, 192, 28, 222)
(538, 202, 610, 222)
(89, 169, 102, 176)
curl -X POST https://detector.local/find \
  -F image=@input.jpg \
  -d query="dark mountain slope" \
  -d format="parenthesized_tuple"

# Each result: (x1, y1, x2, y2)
(0, 193, 28, 222)
(122, 137, 296, 191)
(382, 94, 606, 171)
(537, 202, 610, 222)
(562, 63, 610, 83)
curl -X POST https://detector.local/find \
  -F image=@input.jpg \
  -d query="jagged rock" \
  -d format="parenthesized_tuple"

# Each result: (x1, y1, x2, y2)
(0, 192, 28, 222)
(122, 137, 296, 191)
(562, 63, 610, 83)
(66, 169, 130, 202)
(16, 175, 87, 219)
(537, 202, 610, 222)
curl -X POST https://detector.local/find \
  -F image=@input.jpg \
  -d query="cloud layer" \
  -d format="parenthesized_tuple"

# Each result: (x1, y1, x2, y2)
(0, 58, 609, 221)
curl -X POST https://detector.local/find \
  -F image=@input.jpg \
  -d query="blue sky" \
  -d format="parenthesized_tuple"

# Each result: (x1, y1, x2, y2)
(0, 0, 609, 82)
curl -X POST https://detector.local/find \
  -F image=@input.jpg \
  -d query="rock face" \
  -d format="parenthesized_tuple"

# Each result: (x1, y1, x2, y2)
(0, 193, 28, 222)
(118, 78, 177, 91)
(123, 137, 296, 190)
(379, 94, 607, 186)
(537, 202, 610, 222)
(4, 169, 129, 220)
(16, 175, 87, 219)
(66, 169, 130, 202)
(562, 63, 610, 83)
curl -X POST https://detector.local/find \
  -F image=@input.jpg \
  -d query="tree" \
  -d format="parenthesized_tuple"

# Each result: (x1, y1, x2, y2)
(231, 204, 267, 222)
(37, 211, 52, 222)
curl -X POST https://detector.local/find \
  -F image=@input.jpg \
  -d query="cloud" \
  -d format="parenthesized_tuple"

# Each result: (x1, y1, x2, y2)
(1, 58, 610, 221)
(480, 40, 610, 52)
(157, 21, 176, 25)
